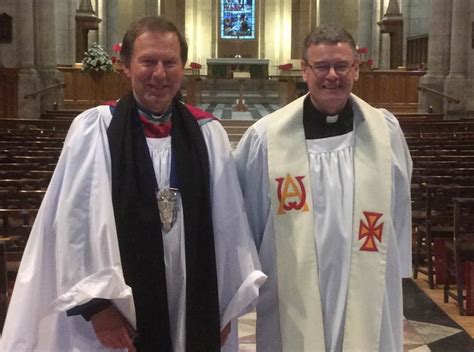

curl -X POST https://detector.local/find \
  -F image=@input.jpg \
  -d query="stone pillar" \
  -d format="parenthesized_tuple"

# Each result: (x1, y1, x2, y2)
(342, 0, 358, 41)
(36, 0, 64, 113)
(377, 0, 403, 69)
(105, 0, 121, 58)
(185, 0, 214, 71)
(55, 0, 76, 65)
(444, 0, 468, 118)
(357, 0, 373, 49)
(318, 0, 339, 26)
(76, 0, 101, 62)
(16, 0, 40, 119)
(371, 0, 382, 68)
(318, 0, 357, 36)
(131, 0, 159, 20)
(418, 0, 451, 113)
(263, 0, 292, 69)
(291, 0, 317, 59)
(163, 0, 185, 42)
(145, 0, 159, 15)
(68, 0, 77, 64)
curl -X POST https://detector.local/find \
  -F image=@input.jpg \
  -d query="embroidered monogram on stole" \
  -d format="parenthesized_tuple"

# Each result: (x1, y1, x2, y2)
(275, 174, 309, 215)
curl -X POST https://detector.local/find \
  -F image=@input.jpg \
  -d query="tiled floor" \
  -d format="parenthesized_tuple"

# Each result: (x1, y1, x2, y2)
(237, 279, 474, 352)
(198, 102, 278, 120)
(1, 279, 471, 351)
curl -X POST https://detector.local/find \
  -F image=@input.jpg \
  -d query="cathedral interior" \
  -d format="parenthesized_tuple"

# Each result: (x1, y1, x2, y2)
(0, 0, 473, 350)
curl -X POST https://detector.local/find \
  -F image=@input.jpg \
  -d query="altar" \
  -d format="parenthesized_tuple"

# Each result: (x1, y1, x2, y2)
(206, 58, 269, 79)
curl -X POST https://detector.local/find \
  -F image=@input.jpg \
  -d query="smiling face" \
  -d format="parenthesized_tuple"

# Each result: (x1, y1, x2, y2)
(302, 42, 359, 115)
(123, 31, 184, 114)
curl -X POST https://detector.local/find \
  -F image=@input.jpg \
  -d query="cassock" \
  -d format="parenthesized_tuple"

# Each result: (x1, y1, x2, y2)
(234, 95, 412, 352)
(1, 101, 266, 352)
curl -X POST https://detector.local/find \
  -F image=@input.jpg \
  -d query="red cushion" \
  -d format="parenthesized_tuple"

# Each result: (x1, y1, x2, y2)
(190, 62, 202, 69)
(278, 63, 293, 70)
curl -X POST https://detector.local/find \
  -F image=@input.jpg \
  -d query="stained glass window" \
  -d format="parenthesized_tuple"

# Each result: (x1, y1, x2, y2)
(221, 0, 255, 40)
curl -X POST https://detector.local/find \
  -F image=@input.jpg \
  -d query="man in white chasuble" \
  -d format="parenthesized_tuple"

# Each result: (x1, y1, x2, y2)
(235, 25, 412, 352)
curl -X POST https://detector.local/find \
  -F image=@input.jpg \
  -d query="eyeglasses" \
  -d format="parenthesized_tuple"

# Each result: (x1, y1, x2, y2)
(304, 61, 355, 77)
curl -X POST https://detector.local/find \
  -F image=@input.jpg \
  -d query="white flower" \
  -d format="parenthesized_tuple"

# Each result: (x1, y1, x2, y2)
(82, 42, 114, 72)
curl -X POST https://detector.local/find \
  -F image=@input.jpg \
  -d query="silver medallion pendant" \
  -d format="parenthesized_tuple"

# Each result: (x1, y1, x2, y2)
(156, 188, 179, 233)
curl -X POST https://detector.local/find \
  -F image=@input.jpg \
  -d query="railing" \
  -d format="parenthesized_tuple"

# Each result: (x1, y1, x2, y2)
(24, 82, 65, 99)
(59, 67, 425, 113)
(418, 84, 460, 104)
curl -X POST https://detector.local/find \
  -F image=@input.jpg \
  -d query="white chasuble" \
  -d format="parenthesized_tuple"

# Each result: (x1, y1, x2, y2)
(267, 94, 391, 351)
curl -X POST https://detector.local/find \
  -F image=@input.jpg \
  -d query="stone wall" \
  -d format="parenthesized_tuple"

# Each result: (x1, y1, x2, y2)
(0, 1, 17, 68)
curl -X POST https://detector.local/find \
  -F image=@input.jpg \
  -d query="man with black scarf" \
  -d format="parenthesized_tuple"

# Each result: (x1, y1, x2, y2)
(0, 16, 265, 352)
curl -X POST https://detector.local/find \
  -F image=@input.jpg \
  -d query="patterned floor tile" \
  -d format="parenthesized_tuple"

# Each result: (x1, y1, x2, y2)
(236, 280, 473, 351)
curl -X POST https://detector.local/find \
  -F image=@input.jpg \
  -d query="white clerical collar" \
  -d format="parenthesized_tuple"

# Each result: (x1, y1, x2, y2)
(326, 115, 339, 123)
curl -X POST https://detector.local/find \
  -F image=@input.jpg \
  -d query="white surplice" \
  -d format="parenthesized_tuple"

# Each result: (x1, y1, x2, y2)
(1, 105, 266, 352)
(234, 99, 412, 352)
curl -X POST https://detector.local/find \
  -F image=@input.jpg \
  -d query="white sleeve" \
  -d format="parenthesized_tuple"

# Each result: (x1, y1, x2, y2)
(200, 121, 266, 330)
(234, 126, 271, 251)
(1, 107, 134, 351)
(383, 110, 413, 277)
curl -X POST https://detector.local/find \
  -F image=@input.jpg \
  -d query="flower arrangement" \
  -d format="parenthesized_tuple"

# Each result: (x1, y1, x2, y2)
(111, 42, 122, 64)
(82, 42, 114, 73)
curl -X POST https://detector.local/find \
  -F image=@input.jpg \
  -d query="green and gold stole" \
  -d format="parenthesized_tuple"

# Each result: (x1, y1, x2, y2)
(267, 94, 392, 351)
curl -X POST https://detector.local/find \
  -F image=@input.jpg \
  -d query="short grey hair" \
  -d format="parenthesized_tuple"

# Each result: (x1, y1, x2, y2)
(302, 25, 357, 61)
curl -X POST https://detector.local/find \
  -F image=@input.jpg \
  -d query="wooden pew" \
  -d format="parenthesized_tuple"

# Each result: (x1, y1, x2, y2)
(0, 179, 49, 191)
(444, 198, 474, 315)
(413, 185, 474, 289)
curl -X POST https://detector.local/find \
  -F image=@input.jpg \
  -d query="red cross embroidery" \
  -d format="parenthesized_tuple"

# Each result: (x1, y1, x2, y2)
(358, 211, 384, 252)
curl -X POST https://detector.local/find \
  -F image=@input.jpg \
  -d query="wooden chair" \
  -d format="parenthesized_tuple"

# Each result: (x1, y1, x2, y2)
(412, 185, 474, 289)
(0, 209, 36, 329)
(412, 183, 428, 279)
(0, 236, 12, 330)
(0, 178, 49, 191)
(412, 183, 442, 288)
(444, 197, 474, 315)
(0, 190, 45, 209)
(0, 208, 36, 254)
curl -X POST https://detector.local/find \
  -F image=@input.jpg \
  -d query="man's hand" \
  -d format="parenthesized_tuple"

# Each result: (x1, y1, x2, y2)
(90, 305, 137, 351)
(220, 322, 231, 347)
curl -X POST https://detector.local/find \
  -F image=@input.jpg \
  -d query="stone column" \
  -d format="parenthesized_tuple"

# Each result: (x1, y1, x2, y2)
(145, 0, 159, 15)
(357, 0, 373, 49)
(105, 0, 121, 58)
(418, 0, 451, 113)
(16, 0, 40, 118)
(68, 0, 77, 63)
(444, 0, 468, 118)
(162, 0, 185, 41)
(377, 0, 403, 69)
(55, 0, 74, 65)
(76, 0, 101, 62)
(467, 0, 474, 116)
(36, 0, 64, 113)
(291, 0, 317, 59)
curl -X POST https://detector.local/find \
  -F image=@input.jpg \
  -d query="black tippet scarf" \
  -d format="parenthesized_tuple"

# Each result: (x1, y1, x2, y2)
(107, 92, 220, 351)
